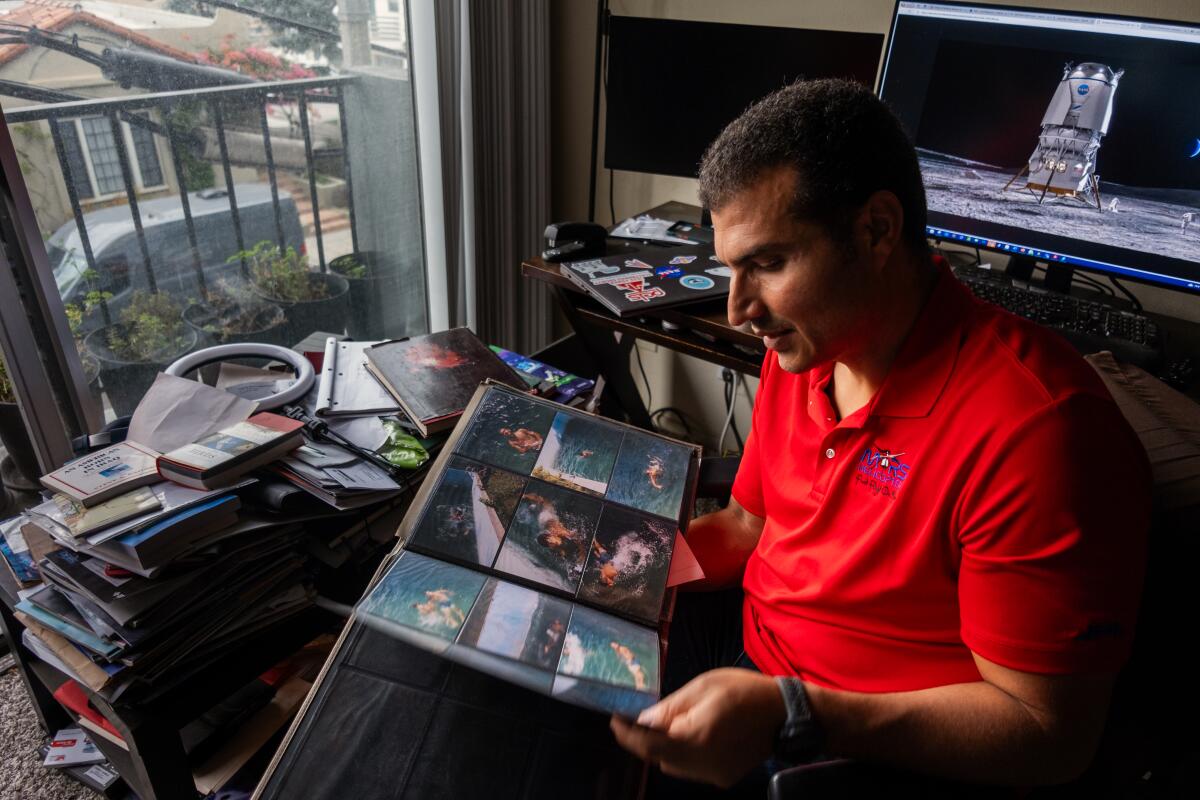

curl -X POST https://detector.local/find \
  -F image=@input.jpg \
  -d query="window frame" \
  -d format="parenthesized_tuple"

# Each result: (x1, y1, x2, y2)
(71, 114, 168, 202)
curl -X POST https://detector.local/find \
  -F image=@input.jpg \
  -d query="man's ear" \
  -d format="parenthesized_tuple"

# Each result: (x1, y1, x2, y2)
(863, 190, 904, 262)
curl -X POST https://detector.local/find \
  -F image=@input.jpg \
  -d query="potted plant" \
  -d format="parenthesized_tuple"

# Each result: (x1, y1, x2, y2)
(84, 291, 197, 417)
(0, 356, 41, 485)
(239, 240, 349, 344)
(183, 279, 288, 347)
(329, 251, 403, 340)
(62, 272, 109, 393)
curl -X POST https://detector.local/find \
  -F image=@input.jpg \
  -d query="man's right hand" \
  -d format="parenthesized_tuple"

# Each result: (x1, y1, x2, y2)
(684, 498, 765, 590)
(610, 668, 786, 787)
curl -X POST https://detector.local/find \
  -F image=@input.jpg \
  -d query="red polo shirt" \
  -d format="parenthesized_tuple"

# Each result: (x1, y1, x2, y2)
(732, 261, 1151, 692)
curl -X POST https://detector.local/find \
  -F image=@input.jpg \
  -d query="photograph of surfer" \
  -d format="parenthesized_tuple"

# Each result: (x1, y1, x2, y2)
(456, 579, 573, 671)
(556, 605, 660, 693)
(492, 481, 602, 593)
(456, 390, 557, 475)
(576, 505, 674, 624)
(532, 412, 621, 497)
(605, 433, 692, 520)
(358, 552, 486, 642)
(408, 457, 527, 566)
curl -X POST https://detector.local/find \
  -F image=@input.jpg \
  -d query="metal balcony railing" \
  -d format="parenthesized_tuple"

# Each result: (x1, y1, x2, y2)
(3, 76, 359, 304)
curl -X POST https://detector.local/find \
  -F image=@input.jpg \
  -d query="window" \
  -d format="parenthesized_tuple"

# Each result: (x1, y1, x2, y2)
(0, 2, 428, 434)
(66, 115, 167, 199)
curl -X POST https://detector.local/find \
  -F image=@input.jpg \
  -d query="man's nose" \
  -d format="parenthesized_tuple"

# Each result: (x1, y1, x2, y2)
(727, 271, 763, 327)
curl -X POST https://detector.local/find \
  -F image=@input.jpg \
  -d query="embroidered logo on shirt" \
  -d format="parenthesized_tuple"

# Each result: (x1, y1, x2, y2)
(854, 445, 912, 500)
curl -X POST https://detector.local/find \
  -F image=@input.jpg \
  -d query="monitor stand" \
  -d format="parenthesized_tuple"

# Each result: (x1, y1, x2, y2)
(1005, 254, 1075, 295)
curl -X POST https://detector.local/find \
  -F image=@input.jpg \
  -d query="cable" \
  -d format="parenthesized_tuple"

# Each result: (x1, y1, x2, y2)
(1070, 271, 1115, 296)
(610, 169, 617, 226)
(717, 373, 740, 456)
(1108, 276, 1143, 311)
(633, 342, 652, 413)
(722, 369, 743, 449)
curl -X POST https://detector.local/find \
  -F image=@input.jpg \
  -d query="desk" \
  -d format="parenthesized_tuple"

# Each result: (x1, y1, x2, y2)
(523, 204, 764, 428)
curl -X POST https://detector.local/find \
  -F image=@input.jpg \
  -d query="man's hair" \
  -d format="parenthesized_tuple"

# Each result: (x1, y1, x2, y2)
(698, 79, 929, 255)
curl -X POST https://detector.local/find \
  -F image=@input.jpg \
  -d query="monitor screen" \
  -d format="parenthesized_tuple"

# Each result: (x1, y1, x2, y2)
(879, 1, 1200, 293)
(604, 16, 883, 179)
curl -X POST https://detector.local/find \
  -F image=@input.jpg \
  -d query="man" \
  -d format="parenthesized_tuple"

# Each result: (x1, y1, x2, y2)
(611, 80, 1150, 792)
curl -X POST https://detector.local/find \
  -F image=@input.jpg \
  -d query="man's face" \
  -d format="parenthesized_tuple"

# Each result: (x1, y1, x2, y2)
(714, 166, 873, 374)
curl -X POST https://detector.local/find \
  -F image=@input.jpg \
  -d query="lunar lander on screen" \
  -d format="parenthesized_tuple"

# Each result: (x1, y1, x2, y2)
(1003, 62, 1124, 210)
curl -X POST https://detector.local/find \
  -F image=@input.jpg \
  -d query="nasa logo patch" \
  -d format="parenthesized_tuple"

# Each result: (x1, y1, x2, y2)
(655, 266, 683, 279)
(1077, 84, 1090, 95)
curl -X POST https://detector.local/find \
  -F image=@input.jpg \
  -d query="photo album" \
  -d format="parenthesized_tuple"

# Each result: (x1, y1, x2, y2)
(355, 382, 702, 717)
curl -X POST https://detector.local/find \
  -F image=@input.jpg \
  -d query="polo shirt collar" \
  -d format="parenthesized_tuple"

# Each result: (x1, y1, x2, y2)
(806, 257, 970, 422)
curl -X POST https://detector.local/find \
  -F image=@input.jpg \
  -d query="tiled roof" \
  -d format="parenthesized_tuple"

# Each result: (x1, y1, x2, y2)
(0, 0, 198, 66)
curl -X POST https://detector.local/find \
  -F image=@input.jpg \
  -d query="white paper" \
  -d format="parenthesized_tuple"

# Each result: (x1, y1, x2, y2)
(315, 338, 402, 417)
(610, 214, 693, 244)
(128, 373, 257, 454)
(293, 441, 359, 468)
(324, 460, 401, 491)
(325, 415, 390, 451)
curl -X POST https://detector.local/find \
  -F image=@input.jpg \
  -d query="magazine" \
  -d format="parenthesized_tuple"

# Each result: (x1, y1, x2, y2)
(356, 383, 701, 717)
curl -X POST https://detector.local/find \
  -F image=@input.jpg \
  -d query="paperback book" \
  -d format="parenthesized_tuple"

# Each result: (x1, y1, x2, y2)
(40, 441, 161, 507)
(356, 383, 701, 717)
(157, 413, 304, 490)
(363, 327, 528, 437)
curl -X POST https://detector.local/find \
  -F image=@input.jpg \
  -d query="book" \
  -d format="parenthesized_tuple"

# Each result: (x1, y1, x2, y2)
(488, 346, 595, 403)
(0, 515, 39, 586)
(363, 328, 528, 437)
(47, 487, 162, 539)
(37, 743, 122, 793)
(315, 338, 403, 417)
(355, 383, 702, 718)
(157, 413, 305, 490)
(559, 243, 730, 317)
(40, 441, 161, 507)
(84, 494, 242, 572)
(42, 728, 106, 768)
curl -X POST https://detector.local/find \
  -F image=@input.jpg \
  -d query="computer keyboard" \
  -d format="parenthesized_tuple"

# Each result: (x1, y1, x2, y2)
(954, 267, 1164, 369)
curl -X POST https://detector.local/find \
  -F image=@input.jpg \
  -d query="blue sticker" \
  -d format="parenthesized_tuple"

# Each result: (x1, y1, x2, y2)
(655, 266, 683, 279)
(680, 274, 715, 290)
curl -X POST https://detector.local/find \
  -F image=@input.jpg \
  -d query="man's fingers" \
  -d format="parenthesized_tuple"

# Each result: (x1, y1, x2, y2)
(637, 673, 714, 729)
(610, 716, 688, 764)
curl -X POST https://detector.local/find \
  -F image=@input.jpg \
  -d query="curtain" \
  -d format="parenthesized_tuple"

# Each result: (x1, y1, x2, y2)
(434, 0, 552, 354)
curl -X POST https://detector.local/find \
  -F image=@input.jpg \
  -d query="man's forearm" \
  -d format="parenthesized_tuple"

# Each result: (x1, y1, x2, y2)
(683, 505, 760, 590)
(806, 677, 1110, 786)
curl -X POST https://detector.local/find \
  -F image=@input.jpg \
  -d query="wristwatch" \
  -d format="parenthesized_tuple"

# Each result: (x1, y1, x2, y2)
(774, 676, 823, 763)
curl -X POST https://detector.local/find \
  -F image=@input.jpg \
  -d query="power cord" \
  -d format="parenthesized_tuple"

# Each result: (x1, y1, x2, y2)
(1108, 276, 1143, 311)
(717, 370, 744, 456)
(633, 343, 652, 413)
(722, 368, 743, 449)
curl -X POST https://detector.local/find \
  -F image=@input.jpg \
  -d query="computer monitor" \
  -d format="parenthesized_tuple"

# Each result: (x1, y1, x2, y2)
(604, 16, 883, 179)
(878, 1, 1200, 293)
